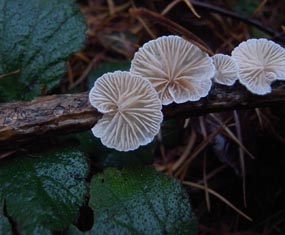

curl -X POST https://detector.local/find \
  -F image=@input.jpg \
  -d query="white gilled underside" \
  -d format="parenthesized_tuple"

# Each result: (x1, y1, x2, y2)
(232, 38, 285, 95)
(89, 36, 285, 151)
(212, 54, 239, 86)
(130, 35, 215, 105)
(89, 71, 163, 152)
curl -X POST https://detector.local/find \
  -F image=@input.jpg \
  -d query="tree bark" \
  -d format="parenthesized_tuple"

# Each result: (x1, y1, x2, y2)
(1, 82, 285, 147)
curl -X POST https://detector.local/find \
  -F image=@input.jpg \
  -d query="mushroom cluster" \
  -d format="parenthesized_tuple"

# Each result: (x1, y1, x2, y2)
(89, 36, 285, 151)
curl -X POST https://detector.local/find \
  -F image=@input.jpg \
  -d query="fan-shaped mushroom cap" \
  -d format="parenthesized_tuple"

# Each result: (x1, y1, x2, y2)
(130, 35, 215, 105)
(232, 38, 285, 95)
(212, 54, 239, 86)
(89, 71, 163, 152)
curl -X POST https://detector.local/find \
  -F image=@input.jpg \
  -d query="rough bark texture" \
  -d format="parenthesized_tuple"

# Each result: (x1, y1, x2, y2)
(0, 93, 102, 147)
(1, 82, 285, 147)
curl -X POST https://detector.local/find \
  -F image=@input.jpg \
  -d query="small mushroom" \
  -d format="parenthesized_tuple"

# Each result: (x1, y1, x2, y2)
(212, 54, 239, 86)
(89, 71, 163, 152)
(130, 35, 215, 105)
(232, 38, 285, 95)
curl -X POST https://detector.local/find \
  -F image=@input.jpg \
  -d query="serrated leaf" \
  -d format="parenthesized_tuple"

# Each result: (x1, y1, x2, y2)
(0, 147, 89, 235)
(89, 167, 197, 235)
(0, 0, 86, 101)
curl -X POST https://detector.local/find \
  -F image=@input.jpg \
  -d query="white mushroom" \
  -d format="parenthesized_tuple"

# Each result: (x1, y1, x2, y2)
(89, 71, 163, 152)
(232, 38, 285, 95)
(130, 35, 215, 105)
(212, 54, 239, 86)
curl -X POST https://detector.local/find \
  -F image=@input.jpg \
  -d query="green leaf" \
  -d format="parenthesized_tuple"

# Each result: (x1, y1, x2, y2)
(0, 206, 11, 235)
(89, 167, 197, 235)
(87, 61, 130, 89)
(0, 147, 89, 235)
(0, 0, 86, 101)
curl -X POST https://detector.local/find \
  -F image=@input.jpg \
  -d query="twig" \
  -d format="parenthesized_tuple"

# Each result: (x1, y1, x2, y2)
(136, 16, 157, 39)
(209, 113, 255, 159)
(107, 0, 115, 15)
(161, 0, 200, 18)
(196, 165, 227, 185)
(68, 54, 103, 90)
(171, 129, 196, 171)
(1, 82, 285, 146)
(0, 69, 20, 79)
(199, 116, 211, 211)
(183, 180, 253, 221)
(182, 0, 201, 18)
(175, 117, 232, 178)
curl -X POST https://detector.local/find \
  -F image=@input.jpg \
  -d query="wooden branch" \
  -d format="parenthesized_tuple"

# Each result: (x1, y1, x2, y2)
(1, 82, 285, 147)
(0, 93, 102, 147)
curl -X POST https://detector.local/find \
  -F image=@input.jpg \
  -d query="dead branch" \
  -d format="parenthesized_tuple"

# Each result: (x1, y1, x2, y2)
(1, 82, 285, 147)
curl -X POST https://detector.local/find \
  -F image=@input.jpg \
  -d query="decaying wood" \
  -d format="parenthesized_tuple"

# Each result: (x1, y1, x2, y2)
(0, 93, 102, 147)
(1, 82, 285, 147)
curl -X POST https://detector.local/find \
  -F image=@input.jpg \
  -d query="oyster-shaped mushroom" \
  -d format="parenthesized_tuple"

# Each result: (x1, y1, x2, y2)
(232, 38, 285, 95)
(89, 71, 163, 152)
(130, 35, 215, 105)
(212, 54, 239, 86)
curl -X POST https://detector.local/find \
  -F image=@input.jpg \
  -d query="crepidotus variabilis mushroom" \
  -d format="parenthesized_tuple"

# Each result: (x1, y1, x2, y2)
(232, 38, 285, 95)
(130, 35, 215, 105)
(89, 71, 163, 151)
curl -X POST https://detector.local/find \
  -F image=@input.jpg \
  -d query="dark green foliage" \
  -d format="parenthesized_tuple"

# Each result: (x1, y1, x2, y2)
(0, 147, 89, 235)
(0, 0, 86, 101)
(89, 167, 197, 235)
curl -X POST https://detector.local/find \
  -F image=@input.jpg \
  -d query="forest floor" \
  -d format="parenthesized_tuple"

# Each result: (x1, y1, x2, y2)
(69, 1, 285, 234)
